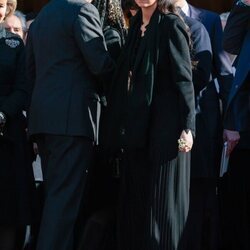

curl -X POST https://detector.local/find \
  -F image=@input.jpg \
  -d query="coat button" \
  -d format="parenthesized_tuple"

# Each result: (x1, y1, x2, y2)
(235, 84, 239, 89)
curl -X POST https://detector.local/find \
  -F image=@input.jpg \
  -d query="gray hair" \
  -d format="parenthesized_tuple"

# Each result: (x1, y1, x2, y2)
(14, 10, 27, 33)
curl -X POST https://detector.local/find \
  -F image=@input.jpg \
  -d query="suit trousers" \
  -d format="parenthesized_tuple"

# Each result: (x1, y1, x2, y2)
(183, 178, 219, 250)
(36, 134, 93, 250)
(221, 149, 250, 250)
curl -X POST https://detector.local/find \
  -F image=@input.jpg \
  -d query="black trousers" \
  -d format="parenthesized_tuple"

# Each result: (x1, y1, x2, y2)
(36, 134, 93, 250)
(221, 149, 250, 250)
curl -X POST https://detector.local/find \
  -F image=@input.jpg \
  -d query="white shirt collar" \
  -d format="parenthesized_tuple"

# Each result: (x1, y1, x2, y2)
(181, 1, 190, 17)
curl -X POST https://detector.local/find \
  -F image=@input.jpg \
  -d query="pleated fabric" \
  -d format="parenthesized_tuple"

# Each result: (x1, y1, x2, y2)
(150, 152, 191, 250)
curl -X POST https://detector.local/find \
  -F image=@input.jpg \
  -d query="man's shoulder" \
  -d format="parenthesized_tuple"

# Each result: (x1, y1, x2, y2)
(190, 4, 220, 22)
(46, 0, 89, 11)
(67, 0, 93, 9)
(185, 14, 204, 29)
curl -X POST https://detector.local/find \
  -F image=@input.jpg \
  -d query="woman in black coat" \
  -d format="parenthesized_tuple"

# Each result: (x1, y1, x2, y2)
(0, 0, 35, 248)
(100, 0, 196, 249)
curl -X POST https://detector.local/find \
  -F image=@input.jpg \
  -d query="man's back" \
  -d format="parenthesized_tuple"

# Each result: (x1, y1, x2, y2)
(25, 1, 114, 250)
(26, 0, 114, 138)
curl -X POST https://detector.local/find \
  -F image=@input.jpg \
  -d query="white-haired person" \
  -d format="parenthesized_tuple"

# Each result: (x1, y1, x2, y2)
(3, 9, 27, 41)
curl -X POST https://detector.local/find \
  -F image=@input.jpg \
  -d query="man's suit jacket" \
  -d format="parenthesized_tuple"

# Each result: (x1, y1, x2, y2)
(182, 14, 219, 178)
(189, 4, 234, 111)
(188, 4, 234, 177)
(223, 2, 250, 132)
(26, 0, 114, 141)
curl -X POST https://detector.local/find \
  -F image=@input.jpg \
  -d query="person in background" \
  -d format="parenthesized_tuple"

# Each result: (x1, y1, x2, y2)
(175, 1, 234, 249)
(222, 1, 250, 249)
(121, 0, 139, 28)
(0, 0, 36, 249)
(75, 0, 126, 248)
(92, 0, 127, 61)
(25, 0, 114, 249)
(3, 9, 27, 41)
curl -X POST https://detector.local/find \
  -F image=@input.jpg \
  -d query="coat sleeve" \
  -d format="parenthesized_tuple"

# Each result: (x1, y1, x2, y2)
(211, 14, 234, 113)
(168, 17, 196, 135)
(73, 3, 115, 77)
(223, 2, 250, 55)
(189, 21, 212, 94)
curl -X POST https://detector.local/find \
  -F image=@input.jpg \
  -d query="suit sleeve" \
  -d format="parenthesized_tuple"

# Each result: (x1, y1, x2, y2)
(190, 21, 212, 94)
(168, 18, 196, 135)
(73, 3, 114, 76)
(223, 2, 250, 55)
(211, 15, 234, 113)
(104, 28, 123, 63)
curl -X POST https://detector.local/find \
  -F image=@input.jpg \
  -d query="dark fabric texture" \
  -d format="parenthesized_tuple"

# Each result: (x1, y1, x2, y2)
(183, 178, 220, 250)
(99, 9, 195, 250)
(117, 149, 151, 250)
(100, 10, 195, 157)
(189, 4, 234, 112)
(220, 5, 250, 250)
(150, 152, 191, 250)
(188, 5, 233, 178)
(181, 13, 222, 178)
(26, 0, 114, 139)
(36, 135, 93, 250)
(75, 146, 120, 250)
(100, 9, 160, 150)
(221, 149, 250, 250)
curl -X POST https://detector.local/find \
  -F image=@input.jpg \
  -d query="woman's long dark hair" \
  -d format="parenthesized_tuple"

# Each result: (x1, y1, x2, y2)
(157, 0, 178, 14)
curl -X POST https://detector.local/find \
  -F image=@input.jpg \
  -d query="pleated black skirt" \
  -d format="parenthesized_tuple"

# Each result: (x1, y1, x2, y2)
(150, 152, 191, 250)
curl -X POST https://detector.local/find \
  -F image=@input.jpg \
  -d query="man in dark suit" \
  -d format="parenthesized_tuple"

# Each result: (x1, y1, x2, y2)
(176, 1, 234, 249)
(222, 1, 250, 249)
(177, 10, 214, 250)
(26, 0, 114, 249)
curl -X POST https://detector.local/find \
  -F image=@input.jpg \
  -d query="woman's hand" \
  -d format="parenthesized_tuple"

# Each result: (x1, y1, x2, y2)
(178, 130, 193, 152)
